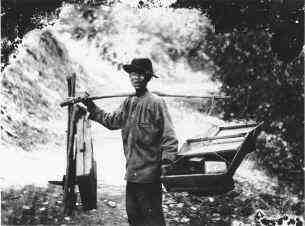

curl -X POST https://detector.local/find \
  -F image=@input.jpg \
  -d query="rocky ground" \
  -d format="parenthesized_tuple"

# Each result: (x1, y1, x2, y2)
(1, 179, 304, 225)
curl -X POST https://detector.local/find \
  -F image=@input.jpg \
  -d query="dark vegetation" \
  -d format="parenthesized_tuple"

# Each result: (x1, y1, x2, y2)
(172, 0, 304, 62)
(204, 28, 303, 196)
(1, 0, 107, 69)
(1, 1, 59, 69)
(171, 0, 304, 197)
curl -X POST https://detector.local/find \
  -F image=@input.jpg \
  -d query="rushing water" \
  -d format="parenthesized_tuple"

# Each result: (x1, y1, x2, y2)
(0, 2, 275, 188)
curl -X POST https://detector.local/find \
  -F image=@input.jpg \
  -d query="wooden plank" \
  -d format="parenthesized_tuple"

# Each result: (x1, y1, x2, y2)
(75, 135, 84, 177)
(180, 139, 244, 157)
(84, 118, 93, 175)
(216, 126, 257, 137)
(63, 74, 77, 216)
(226, 122, 263, 177)
(186, 132, 246, 144)
(218, 123, 258, 131)
(75, 116, 84, 177)
(76, 114, 97, 210)
(161, 172, 234, 194)
(75, 107, 93, 177)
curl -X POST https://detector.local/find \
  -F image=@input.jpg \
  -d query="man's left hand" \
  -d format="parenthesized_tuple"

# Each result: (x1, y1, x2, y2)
(161, 160, 172, 175)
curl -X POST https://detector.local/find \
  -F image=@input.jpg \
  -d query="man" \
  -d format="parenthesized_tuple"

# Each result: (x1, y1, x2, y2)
(82, 58, 178, 226)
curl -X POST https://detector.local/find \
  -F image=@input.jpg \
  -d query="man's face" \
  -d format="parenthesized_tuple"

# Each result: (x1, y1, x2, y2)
(129, 71, 149, 91)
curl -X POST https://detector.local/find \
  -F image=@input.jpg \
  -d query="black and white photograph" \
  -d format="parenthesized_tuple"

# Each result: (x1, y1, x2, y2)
(0, 0, 304, 225)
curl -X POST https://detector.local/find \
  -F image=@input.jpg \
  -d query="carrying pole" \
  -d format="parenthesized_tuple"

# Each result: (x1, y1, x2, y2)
(60, 91, 230, 107)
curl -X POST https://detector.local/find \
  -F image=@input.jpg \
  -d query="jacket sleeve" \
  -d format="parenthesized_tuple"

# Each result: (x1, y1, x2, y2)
(87, 98, 128, 130)
(157, 99, 178, 163)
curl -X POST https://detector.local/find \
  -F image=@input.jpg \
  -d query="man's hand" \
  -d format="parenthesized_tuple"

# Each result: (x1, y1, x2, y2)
(81, 92, 96, 111)
(161, 164, 171, 175)
(161, 159, 173, 175)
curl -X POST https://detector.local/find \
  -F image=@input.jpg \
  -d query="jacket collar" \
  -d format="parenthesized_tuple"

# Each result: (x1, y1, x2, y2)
(135, 88, 148, 97)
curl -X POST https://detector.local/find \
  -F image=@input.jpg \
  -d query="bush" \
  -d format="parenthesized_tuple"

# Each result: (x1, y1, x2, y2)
(203, 27, 304, 194)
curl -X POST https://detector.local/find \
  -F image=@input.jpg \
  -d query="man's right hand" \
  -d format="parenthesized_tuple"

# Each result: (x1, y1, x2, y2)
(81, 92, 96, 111)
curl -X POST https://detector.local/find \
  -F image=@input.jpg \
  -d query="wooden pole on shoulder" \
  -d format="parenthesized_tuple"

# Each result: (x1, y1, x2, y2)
(60, 91, 230, 107)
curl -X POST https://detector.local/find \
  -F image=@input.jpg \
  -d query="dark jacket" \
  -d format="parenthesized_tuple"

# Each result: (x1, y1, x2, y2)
(88, 90, 178, 183)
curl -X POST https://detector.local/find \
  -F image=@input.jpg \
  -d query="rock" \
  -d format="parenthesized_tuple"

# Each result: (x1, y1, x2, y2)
(164, 198, 176, 205)
(173, 217, 180, 222)
(180, 217, 190, 223)
(64, 217, 71, 221)
(163, 206, 169, 212)
(231, 219, 244, 225)
(208, 197, 214, 202)
(255, 209, 265, 220)
(88, 209, 97, 213)
(39, 207, 46, 211)
(212, 213, 221, 220)
(22, 205, 31, 210)
(107, 201, 117, 208)
(168, 210, 178, 217)
(190, 206, 197, 211)
(176, 203, 184, 208)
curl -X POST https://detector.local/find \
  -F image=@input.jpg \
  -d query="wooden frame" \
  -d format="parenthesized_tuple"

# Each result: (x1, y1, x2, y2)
(161, 122, 263, 195)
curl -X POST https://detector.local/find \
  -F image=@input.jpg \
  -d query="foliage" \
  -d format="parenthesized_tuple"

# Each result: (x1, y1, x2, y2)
(203, 27, 304, 194)
(171, 0, 304, 195)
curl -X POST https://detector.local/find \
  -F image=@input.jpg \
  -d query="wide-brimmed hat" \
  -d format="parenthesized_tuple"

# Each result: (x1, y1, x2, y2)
(123, 58, 158, 78)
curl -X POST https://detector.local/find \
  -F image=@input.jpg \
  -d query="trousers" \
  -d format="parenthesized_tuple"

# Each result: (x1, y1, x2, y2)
(126, 182, 166, 226)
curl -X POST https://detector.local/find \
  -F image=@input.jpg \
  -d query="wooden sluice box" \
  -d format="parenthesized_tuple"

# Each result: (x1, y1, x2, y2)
(49, 75, 97, 215)
(161, 122, 263, 195)
(73, 105, 97, 210)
